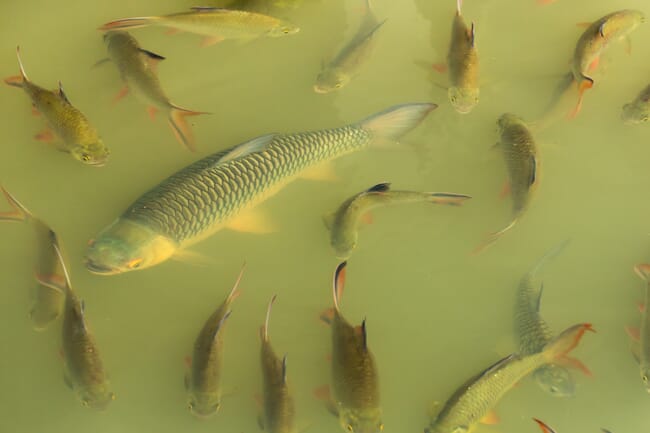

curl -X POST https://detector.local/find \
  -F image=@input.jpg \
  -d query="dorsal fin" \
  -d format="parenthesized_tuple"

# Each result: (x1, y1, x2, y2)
(139, 48, 165, 61)
(281, 355, 287, 384)
(212, 310, 232, 342)
(469, 22, 476, 47)
(58, 82, 71, 104)
(15, 46, 29, 82)
(52, 242, 72, 293)
(366, 182, 390, 193)
(332, 262, 347, 312)
(262, 294, 276, 342)
(360, 318, 368, 350)
(477, 354, 516, 379)
(216, 134, 276, 165)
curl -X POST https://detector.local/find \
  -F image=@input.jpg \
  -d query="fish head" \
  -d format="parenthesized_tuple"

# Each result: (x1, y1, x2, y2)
(621, 102, 649, 125)
(331, 231, 356, 260)
(268, 22, 300, 37)
(78, 385, 115, 410)
(448, 87, 479, 114)
(85, 219, 177, 275)
(496, 113, 522, 133)
(313, 68, 349, 94)
(532, 364, 575, 398)
(187, 392, 221, 418)
(71, 139, 110, 167)
(337, 407, 383, 433)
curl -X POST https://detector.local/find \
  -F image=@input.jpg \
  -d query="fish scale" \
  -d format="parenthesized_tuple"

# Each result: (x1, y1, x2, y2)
(514, 273, 553, 354)
(124, 127, 371, 244)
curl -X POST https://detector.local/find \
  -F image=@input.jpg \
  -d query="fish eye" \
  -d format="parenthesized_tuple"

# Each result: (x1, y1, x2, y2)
(335, 83, 343, 89)
(549, 386, 558, 394)
(81, 154, 91, 162)
(345, 424, 354, 432)
(379, 424, 384, 431)
(643, 115, 649, 122)
(81, 398, 90, 407)
(643, 375, 649, 383)
(127, 258, 143, 269)
(282, 28, 290, 34)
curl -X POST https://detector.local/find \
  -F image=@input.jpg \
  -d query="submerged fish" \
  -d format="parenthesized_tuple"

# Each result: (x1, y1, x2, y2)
(533, 418, 557, 433)
(56, 244, 114, 410)
(259, 295, 295, 433)
(569, 10, 644, 117)
(84, 103, 435, 275)
(186, 266, 244, 418)
(314, 0, 386, 93)
(424, 323, 594, 433)
(514, 241, 590, 397)
(446, 0, 479, 113)
(101, 31, 208, 152)
(474, 113, 539, 253)
(629, 264, 650, 392)
(621, 83, 650, 124)
(99, 7, 299, 47)
(4, 47, 109, 166)
(0, 186, 65, 330)
(318, 262, 382, 433)
(323, 182, 471, 259)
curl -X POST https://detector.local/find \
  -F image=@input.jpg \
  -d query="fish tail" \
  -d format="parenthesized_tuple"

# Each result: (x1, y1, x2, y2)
(332, 262, 347, 312)
(532, 418, 557, 433)
(98, 17, 158, 31)
(262, 295, 277, 342)
(456, 0, 463, 15)
(168, 105, 210, 152)
(226, 263, 246, 305)
(51, 242, 73, 295)
(471, 219, 517, 255)
(568, 75, 594, 119)
(528, 239, 571, 279)
(359, 103, 437, 144)
(543, 323, 595, 363)
(634, 264, 650, 281)
(5, 46, 28, 88)
(428, 192, 472, 206)
(0, 185, 32, 222)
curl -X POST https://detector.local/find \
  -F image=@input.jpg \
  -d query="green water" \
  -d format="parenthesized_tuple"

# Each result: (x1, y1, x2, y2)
(1, 0, 649, 432)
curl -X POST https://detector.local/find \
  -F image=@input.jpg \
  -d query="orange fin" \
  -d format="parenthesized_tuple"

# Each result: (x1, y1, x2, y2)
(0, 185, 32, 222)
(4, 75, 23, 88)
(549, 323, 595, 361)
(499, 182, 511, 199)
(626, 325, 640, 341)
(576, 22, 592, 28)
(638, 302, 645, 313)
(168, 106, 209, 152)
(313, 385, 331, 401)
(471, 220, 517, 255)
(184, 355, 192, 368)
(634, 263, 650, 281)
(320, 308, 334, 325)
(147, 106, 159, 121)
(567, 77, 594, 119)
(533, 418, 557, 433)
(113, 85, 129, 104)
(98, 17, 153, 31)
(557, 355, 593, 377)
(361, 212, 373, 225)
(35, 273, 66, 291)
(432, 63, 448, 74)
(332, 262, 347, 311)
(480, 410, 499, 425)
(201, 36, 225, 47)
(35, 129, 55, 143)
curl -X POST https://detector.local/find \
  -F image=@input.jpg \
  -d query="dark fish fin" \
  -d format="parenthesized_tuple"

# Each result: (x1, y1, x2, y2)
(533, 418, 557, 433)
(257, 414, 265, 430)
(63, 373, 73, 390)
(92, 58, 111, 68)
(469, 22, 476, 47)
(366, 182, 391, 193)
(212, 310, 232, 341)
(190, 6, 225, 12)
(535, 282, 544, 312)
(58, 82, 71, 104)
(217, 134, 276, 164)
(478, 354, 516, 379)
(529, 154, 538, 187)
(360, 318, 368, 350)
(282, 354, 288, 384)
(139, 48, 165, 61)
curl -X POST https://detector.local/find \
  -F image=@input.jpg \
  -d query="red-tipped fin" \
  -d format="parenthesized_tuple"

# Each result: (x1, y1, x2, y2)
(168, 106, 209, 152)
(544, 323, 595, 362)
(147, 106, 158, 121)
(113, 85, 129, 104)
(359, 103, 437, 143)
(432, 63, 448, 74)
(184, 356, 192, 368)
(471, 219, 518, 255)
(533, 418, 557, 433)
(332, 262, 347, 312)
(480, 410, 499, 425)
(588, 56, 600, 72)
(35, 128, 55, 143)
(499, 182, 511, 199)
(567, 77, 593, 119)
(556, 355, 593, 377)
(0, 186, 32, 222)
(98, 17, 155, 31)
(4, 75, 23, 88)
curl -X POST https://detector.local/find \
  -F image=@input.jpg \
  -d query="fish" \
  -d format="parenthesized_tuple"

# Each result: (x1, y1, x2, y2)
(259, 295, 296, 433)
(99, 7, 300, 47)
(323, 182, 471, 259)
(4, 47, 109, 166)
(533, 418, 557, 433)
(621, 83, 650, 125)
(56, 243, 115, 410)
(101, 31, 208, 152)
(569, 10, 644, 117)
(514, 240, 591, 397)
(473, 113, 539, 253)
(84, 102, 436, 275)
(424, 323, 594, 433)
(0, 186, 65, 330)
(445, 0, 479, 113)
(317, 262, 382, 433)
(314, 0, 386, 93)
(629, 264, 650, 392)
(185, 266, 244, 418)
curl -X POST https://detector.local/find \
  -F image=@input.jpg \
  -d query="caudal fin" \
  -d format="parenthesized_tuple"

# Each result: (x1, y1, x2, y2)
(98, 17, 157, 31)
(429, 192, 472, 206)
(226, 263, 246, 306)
(543, 323, 595, 369)
(332, 262, 347, 312)
(359, 103, 437, 143)
(0, 185, 32, 222)
(168, 106, 209, 152)
(5, 46, 28, 88)
(568, 76, 593, 119)
(261, 294, 277, 342)
(471, 219, 517, 255)
(634, 264, 650, 281)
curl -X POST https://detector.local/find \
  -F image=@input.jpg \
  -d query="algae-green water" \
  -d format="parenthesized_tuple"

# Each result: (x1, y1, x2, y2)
(0, 0, 648, 432)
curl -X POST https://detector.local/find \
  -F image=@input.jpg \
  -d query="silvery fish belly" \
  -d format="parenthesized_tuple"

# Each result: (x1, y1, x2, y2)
(84, 103, 435, 275)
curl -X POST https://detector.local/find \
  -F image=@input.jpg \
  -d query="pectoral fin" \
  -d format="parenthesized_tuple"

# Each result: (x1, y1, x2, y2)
(480, 409, 499, 425)
(299, 162, 338, 182)
(217, 134, 276, 164)
(63, 373, 73, 390)
(226, 208, 277, 234)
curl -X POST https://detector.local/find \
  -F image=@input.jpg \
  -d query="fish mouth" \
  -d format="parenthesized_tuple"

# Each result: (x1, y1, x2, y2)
(84, 259, 118, 275)
(84, 159, 108, 167)
(313, 84, 333, 94)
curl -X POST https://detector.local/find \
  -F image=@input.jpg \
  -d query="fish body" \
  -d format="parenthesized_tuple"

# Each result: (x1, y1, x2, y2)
(57, 245, 114, 410)
(632, 264, 650, 392)
(474, 113, 538, 253)
(186, 267, 243, 417)
(324, 183, 470, 259)
(424, 323, 593, 433)
(514, 241, 576, 397)
(570, 10, 644, 116)
(84, 103, 435, 275)
(447, 0, 479, 113)
(328, 262, 382, 433)
(314, 0, 386, 93)
(0, 187, 65, 330)
(4, 48, 109, 166)
(259, 296, 295, 433)
(103, 31, 207, 151)
(622, 84, 650, 124)
(99, 7, 299, 44)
